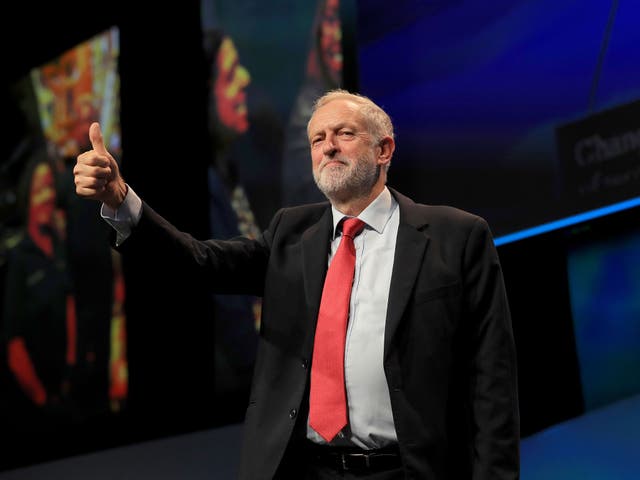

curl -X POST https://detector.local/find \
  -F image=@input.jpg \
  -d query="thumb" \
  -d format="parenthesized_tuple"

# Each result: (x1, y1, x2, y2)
(89, 122, 109, 155)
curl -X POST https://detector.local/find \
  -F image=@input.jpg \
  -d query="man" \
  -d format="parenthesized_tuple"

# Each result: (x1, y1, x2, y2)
(73, 89, 520, 479)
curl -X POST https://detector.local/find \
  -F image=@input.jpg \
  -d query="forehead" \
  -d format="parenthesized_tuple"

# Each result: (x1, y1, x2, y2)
(308, 99, 365, 134)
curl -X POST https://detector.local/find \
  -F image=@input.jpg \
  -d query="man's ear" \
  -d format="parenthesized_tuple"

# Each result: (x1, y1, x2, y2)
(377, 136, 395, 165)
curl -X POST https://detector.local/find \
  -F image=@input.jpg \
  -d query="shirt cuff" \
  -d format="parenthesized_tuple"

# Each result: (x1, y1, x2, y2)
(100, 185, 143, 246)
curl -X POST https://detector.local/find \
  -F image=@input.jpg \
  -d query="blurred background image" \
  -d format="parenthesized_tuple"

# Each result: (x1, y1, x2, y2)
(1, 26, 126, 469)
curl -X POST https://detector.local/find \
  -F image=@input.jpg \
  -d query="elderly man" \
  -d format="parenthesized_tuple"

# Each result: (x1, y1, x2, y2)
(74, 89, 519, 479)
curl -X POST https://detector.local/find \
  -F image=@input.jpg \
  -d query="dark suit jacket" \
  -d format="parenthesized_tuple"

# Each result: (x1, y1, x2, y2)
(117, 188, 520, 480)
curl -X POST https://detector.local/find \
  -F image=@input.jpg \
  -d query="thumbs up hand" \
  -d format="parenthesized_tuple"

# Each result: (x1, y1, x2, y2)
(74, 122, 127, 209)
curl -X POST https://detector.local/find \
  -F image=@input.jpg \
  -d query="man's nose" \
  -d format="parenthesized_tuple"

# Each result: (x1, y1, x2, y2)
(323, 135, 338, 156)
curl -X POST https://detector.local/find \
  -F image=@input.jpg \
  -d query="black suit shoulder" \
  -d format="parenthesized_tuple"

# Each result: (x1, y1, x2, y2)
(275, 200, 330, 221)
(391, 188, 490, 234)
(419, 203, 483, 223)
(266, 201, 331, 239)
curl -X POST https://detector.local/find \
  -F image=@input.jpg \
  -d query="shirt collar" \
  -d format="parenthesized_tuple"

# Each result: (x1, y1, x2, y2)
(330, 186, 397, 239)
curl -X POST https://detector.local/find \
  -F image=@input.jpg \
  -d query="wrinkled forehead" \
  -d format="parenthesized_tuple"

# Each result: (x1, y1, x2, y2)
(308, 99, 365, 137)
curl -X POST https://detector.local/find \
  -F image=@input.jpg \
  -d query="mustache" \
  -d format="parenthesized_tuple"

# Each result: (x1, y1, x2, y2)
(319, 156, 349, 170)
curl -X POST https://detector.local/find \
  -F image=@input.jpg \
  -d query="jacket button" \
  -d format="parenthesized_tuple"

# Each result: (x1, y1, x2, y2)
(301, 359, 308, 369)
(289, 408, 297, 419)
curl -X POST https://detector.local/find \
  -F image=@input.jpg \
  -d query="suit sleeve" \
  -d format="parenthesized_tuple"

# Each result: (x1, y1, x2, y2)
(114, 202, 284, 297)
(463, 217, 520, 480)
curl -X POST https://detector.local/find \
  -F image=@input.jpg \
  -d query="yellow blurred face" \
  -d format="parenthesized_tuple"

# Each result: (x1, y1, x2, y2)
(320, 0, 342, 81)
(29, 163, 56, 226)
(38, 45, 99, 157)
(215, 36, 251, 134)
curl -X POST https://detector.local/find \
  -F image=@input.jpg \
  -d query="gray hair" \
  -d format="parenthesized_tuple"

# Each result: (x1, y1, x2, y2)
(308, 89, 395, 144)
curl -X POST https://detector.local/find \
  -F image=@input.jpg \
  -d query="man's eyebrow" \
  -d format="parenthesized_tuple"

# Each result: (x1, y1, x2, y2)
(309, 120, 361, 140)
(334, 122, 355, 130)
(314, 121, 355, 133)
(308, 129, 323, 141)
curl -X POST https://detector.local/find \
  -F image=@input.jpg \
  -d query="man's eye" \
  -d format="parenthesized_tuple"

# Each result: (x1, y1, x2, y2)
(339, 131, 354, 137)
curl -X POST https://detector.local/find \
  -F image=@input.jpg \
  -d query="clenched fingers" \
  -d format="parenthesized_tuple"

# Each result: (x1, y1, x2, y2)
(74, 151, 113, 199)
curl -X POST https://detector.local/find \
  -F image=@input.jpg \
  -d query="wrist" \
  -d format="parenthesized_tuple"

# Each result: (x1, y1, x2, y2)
(106, 179, 128, 210)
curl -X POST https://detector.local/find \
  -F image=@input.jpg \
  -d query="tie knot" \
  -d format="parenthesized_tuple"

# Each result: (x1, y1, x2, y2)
(341, 217, 365, 239)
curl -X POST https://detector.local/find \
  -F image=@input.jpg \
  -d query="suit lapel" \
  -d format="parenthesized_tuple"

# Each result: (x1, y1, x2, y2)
(297, 191, 429, 357)
(384, 189, 430, 356)
(301, 207, 333, 354)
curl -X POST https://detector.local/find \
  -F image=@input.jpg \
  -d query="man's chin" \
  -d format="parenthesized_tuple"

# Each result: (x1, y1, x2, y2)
(316, 173, 345, 194)
(317, 182, 353, 202)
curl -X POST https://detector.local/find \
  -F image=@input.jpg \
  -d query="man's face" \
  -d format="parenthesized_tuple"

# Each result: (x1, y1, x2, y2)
(308, 99, 380, 201)
(215, 36, 251, 134)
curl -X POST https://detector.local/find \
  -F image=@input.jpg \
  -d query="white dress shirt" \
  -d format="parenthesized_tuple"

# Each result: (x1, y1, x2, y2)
(100, 186, 142, 245)
(307, 187, 400, 449)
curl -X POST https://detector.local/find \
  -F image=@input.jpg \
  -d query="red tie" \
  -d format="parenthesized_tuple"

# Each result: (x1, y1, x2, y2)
(309, 217, 365, 442)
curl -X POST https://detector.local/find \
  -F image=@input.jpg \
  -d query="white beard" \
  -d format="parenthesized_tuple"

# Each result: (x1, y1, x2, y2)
(313, 152, 380, 202)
